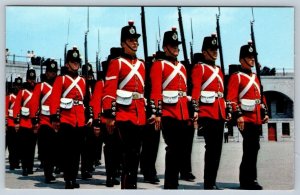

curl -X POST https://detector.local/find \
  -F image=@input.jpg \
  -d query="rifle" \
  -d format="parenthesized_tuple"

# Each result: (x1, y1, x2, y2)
(64, 18, 70, 64)
(250, 8, 267, 119)
(157, 17, 161, 51)
(83, 7, 92, 122)
(140, 7, 154, 118)
(190, 18, 194, 64)
(96, 29, 101, 80)
(216, 8, 234, 122)
(141, 7, 148, 60)
(177, 7, 189, 66)
(84, 7, 89, 65)
(216, 8, 225, 77)
(250, 8, 263, 102)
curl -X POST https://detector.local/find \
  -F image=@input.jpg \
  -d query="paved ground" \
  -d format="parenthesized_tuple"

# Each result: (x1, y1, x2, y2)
(4, 133, 294, 191)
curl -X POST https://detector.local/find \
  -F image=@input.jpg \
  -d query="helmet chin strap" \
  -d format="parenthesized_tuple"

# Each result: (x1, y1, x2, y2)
(68, 62, 79, 73)
(243, 58, 254, 68)
(166, 46, 177, 58)
(206, 50, 216, 62)
(125, 41, 137, 52)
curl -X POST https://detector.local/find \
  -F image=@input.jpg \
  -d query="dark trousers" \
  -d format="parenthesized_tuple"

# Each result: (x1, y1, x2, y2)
(6, 126, 20, 168)
(38, 124, 59, 179)
(81, 126, 102, 173)
(116, 121, 143, 189)
(18, 127, 37, 172)
(140, 123, 161, 178)
(161, 117, 190, 189)
(59, 123, 84, 182)
(200, 118, 224, 187)
(239, 123, 261, 185)
(95, 136, 103, 164)
(102, 124, 121, 178)
(180, 124, 195, 175)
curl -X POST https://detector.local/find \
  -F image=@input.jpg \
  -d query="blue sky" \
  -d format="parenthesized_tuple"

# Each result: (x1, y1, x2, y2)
(6, 6, 294, 73)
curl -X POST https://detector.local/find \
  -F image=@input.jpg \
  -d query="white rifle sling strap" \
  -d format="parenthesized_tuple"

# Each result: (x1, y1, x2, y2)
(201, 64, 224, 91)
(62, 75, 84, 99)
(238, 72, 260, 99)
(22, 89, 32, 107)
(118, 58, 144, 90)
(162, 60, 187, 90)
(41, 82, 52, 105)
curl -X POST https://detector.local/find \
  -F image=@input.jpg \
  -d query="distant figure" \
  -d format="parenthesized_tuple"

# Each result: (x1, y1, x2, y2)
(26, 50, 32, 64)
(6, 48, 10, 63)
(224, 123, 229, 143)
(29, 51, 36, 65)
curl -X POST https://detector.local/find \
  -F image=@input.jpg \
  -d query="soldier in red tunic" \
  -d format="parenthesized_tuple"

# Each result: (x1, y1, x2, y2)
(226, 41, 269, 190)
(102, 21, 146, 189)
(13, 69, 37, 176)
(191, 33, 227, 189)
(6, 76, 22, 170)
(49, 47, 86, 189)
(149, 27, 191, 189)
(30, 59, 58, 183)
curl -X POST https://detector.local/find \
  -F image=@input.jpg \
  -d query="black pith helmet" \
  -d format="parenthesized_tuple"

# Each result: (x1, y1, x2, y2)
(163, 27, 182, 47)
(82, 63, 94, 77)
(26, 68, 36, 81)
(239, 40, 257, 60)
(14, 76, 23, 87)
(201, 33, 219, 51)
(45, 59, 58, 73)
(120, 20, 141, 43)
(66, 46, 81, 63)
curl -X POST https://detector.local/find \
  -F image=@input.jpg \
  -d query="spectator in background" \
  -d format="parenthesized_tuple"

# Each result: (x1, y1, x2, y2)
(26, 51, 31, 63)
(6, 48, 10, 63)
(224, 123, 229, 143)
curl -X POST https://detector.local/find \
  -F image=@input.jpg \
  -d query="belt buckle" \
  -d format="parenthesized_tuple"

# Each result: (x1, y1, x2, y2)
(178, 91, 183, 97)
(133, 93, 139, 99)
(217, 92, 223, 98)
(255, 99, 260, 104)
(74, 99, 79, 105)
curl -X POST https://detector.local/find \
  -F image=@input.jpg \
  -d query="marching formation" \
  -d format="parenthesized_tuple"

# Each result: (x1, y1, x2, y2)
(5, 20, 269, 190)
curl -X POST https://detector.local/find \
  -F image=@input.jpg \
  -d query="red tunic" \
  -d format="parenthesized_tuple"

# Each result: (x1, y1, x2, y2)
(102, 56, 146, 125)
(49, 75, 86, 127)
(29, 82, 53, 127)
(191, 63, 226, 120)
(90, 80, 106, 123)
(13, 89, 33, 129)
(6, 94, 16, 127)
(226, 71, 264, 125)
(150, 59, 189, 120)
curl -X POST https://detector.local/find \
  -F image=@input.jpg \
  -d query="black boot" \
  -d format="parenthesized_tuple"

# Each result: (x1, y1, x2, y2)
(81, 171, 92, 180)
(106, 177, 114, 187)
(72, 180, 80, 188)
(22, 169, 28, 176)
(65, 181, 73, 189)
